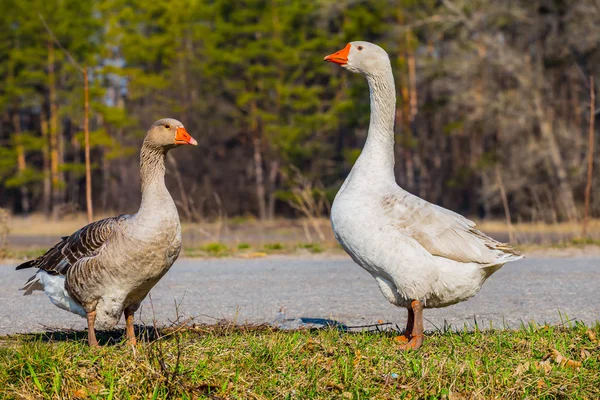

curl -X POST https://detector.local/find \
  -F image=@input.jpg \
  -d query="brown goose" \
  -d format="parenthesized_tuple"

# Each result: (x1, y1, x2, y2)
(16, 118, 197, 346)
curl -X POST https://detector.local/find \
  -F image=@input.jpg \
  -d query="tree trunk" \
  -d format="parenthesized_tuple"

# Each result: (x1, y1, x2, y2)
(267, 159, 279, 220)
(396, 23, 417, 192)
(251, 98, 267, 220)
(496, 165, 515, 243)
(101, 152, 110, 212)
(531, 33, 577, 221)
(533, 94, 578, 221)
(40, 109, 51, 217)
(83, 68, 93, 223)
(69, 121, 81, 208)
(253, 136, 267, 220)
(407, 32, 418, 123)
(48, 40, 62, 219)
(12, 110, 30, 214)
(582, 77, 595, 237)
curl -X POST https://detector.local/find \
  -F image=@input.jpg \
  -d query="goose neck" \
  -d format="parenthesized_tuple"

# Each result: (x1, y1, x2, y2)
(138, 143, 170, 212)
(355, 68, 397, 184)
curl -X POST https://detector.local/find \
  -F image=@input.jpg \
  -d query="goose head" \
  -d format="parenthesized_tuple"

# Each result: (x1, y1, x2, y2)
(144, 118, 198, 150)
(324, 41, 391, 76)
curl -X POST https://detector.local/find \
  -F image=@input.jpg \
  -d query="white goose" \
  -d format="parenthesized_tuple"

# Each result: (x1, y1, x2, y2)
(324, 42, 522, 350)
(17, 118, 197, 346)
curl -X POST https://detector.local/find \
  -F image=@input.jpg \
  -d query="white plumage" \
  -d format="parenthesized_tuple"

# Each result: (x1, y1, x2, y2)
(325, 41, 522, 349)
(24, 271, 87, 317)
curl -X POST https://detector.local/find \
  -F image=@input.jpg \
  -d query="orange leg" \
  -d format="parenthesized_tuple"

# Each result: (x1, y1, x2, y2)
(394, 307, 414, 343)
(398, 300, 424, 350)
(87, 311, 99, 347)
(124, 308, 137, 346)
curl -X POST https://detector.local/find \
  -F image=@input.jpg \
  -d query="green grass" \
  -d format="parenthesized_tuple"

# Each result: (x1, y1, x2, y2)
(263, 242, 285, 252)
(2, 247, 47, 261)
(237, 242, 251, 250)
(569, 237, 600, 246)
(297, 243, 325, 253)
(178, 241, 341, 259)
(200, 242, 229, 256)
(183, 242, 232, 258)
(1, 323, 598, 399)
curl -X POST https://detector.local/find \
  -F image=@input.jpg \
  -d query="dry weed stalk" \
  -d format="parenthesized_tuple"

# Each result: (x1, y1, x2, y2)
(286, 169, 330, 242)
(186, 192, 229, 245)
(0, 209, 9, 257)
(495, 165, 516, 243)
(168, 153, 194, 222)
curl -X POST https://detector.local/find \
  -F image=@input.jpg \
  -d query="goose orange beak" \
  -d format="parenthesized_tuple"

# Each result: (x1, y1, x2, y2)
(174, 127, 197, 146)
(324, 43, 351, 65)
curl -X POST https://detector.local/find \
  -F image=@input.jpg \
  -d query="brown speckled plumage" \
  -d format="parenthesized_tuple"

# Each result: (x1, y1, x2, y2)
(17, 216, 126, 276)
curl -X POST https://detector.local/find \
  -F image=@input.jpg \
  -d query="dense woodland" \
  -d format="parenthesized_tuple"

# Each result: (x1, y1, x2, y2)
(0, 0, 598, 223)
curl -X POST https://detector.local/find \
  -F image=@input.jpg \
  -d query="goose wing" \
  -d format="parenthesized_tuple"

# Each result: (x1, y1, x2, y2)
(382, 191, 522, 265)
(16, 215, 127, 275)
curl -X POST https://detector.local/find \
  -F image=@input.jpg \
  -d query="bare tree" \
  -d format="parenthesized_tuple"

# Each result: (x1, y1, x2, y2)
(582, 77, 596, 237)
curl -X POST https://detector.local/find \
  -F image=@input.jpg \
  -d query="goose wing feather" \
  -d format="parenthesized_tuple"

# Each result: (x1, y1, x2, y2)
(382, 191, 522, 265)
(15, 215, 128, 275)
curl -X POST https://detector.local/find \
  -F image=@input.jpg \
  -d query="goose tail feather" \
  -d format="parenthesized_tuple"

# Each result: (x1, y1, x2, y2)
(21, 275, 44, 295)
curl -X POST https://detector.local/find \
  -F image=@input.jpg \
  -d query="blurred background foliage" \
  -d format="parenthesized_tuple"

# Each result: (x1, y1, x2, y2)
(0, 0, 598, 223)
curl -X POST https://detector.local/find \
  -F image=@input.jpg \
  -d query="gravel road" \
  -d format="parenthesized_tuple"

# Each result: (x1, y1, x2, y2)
(1, 255, 598, 335)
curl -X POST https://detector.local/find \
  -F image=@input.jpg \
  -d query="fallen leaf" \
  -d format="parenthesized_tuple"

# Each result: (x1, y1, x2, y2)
(448, 391, 467, 400)
(326, 382, 344, 391)
(394, 335, 409, 343)
(72, 388, 88, 399)
(513, 362, 530, 376)
(353, 349, 361, 366)
(550, 349, 582, 369)
(587, 330, 597, 342)
(537, 379, 546, 389)
(537, 360, 552, 374)
(377, 319, 384, 324)
(581, 349, 591, 360)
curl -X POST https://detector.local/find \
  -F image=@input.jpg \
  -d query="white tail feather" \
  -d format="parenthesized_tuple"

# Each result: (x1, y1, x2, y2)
(21, 271, 87, 317)
(21, 277, 44, 295)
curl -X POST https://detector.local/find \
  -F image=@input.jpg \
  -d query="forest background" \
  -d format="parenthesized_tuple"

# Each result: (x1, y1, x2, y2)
(0, 0, 598, 231)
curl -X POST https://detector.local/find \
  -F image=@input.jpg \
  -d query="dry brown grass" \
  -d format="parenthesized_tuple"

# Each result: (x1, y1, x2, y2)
(0, 208, 9, 257)
(5, 213, 600, 260)
(11, 213, 600, 237)
(8, 212, 114, 237)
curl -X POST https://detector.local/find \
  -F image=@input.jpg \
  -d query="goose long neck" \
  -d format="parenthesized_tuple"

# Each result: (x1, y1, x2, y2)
(354, 67, 397, 184)
(138, 143, 171, 213)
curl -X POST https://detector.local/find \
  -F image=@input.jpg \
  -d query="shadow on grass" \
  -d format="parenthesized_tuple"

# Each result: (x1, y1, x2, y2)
(12, 325, 162, 346)
(8, 317, 409, 346)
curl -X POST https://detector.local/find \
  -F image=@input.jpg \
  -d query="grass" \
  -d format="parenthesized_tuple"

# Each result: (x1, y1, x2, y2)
(237, 243, 251, 250)
(297, 243, 325, 253)
(4, 213, 600, 263)
(263, 242, 285, 252)
(1, 323, 598, 399)
(178, 241, 338, 259)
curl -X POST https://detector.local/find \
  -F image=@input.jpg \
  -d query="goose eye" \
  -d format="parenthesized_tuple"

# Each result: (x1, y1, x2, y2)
(165, 124, 171, 129)
(357, 46, 363, 51)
